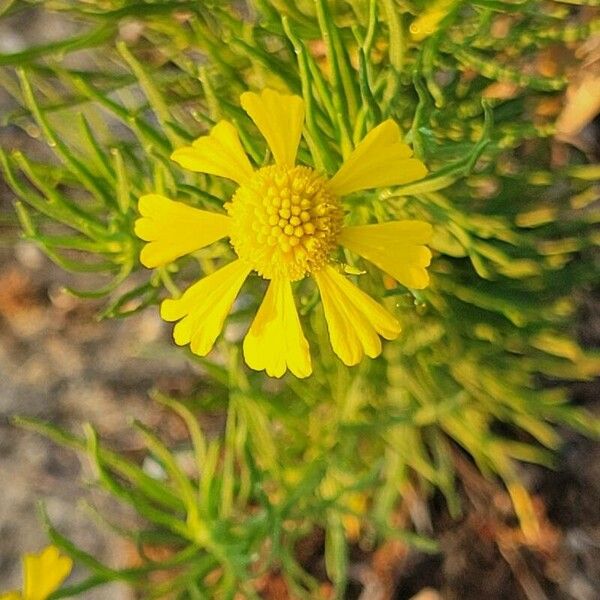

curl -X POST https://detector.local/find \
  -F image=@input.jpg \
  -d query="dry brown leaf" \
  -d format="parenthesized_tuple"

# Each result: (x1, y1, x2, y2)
(482, 81, 521, 100)
(556, 74, 600, 138)
(556, 35, 600, 146)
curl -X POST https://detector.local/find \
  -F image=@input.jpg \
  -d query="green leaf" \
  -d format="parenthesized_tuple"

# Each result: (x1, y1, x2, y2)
(0, 25, 114, 67)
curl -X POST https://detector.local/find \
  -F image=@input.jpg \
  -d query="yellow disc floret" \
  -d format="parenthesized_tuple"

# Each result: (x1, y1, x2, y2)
(226, 165, 343, 281)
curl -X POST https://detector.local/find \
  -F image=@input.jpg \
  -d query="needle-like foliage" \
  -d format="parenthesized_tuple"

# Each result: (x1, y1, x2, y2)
(2, 1, 599, 598)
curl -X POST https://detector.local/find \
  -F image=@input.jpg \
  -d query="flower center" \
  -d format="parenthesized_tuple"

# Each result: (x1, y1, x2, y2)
(226, 165, 343, 281)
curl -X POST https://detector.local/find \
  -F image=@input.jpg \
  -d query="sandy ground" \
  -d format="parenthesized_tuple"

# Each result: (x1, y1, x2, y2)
(0, 11, 192, 594)
(0, 238, 195, 598)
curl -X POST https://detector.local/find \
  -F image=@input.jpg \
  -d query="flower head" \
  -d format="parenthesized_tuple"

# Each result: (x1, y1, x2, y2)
(135, 89, 432, 378)
(226, 165, 343, 281)
(409, 0, 455, 41)
(1, 546, 73, 600)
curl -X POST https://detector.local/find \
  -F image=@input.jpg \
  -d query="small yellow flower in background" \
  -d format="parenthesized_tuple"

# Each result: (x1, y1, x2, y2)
(409, 0, 455, 41)
(135, 89, 432, 378)
(0, 546, 73, 600)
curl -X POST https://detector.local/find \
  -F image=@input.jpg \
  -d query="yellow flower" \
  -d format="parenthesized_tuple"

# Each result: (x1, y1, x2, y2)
(135, 89, 432, 378)
(1, 546, 73, 600)
(409, 0, 455, 41)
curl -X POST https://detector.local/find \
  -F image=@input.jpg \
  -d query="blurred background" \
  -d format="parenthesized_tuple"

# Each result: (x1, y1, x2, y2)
(1, 4, 599, 600)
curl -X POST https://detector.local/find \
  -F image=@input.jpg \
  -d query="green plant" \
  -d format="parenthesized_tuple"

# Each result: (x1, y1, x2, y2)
(2, 1, 599, 598)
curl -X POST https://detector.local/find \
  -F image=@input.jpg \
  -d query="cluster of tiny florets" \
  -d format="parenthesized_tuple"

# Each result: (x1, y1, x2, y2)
(226, 165, 343, 281)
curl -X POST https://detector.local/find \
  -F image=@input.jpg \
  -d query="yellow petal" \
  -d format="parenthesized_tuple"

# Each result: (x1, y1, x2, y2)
(170, 121, 253, 184)
(314, 265, 401, 366)
(243, 278, 312, 378)
(0, 592, 22, 600)
(410, 0, 454, 41)
(240, 89, 305, 167)
(339, 221, 433, 289)
(135, 194, 231, 268)
(328, 120, 428, 196)
(23, 546, 72, 600)
(161, 260, 251, 356)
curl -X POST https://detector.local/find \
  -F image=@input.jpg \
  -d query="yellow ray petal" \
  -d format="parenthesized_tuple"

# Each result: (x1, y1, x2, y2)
(410, 0, 454, 41)
(135, 194, 231, 268)
(339, 221, 433, 289)
(170, 121, 254, 184)
(0, 592, 22, 600)
(161, 259, 251, 356)
(314, 265, 401, 366)
(240, 89, 305, 167)
(23, 546, 72, 600)
(243, 278, 312, 378)
(328, 120, 428, 196)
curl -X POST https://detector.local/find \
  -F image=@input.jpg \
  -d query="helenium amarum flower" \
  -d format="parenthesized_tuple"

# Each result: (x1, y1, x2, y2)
(409, 0, 454, 41)
(0, 546, 73, 600)
(135, 89, 432, 378)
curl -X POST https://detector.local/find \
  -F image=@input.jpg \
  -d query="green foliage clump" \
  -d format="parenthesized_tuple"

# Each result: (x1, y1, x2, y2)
(1, 0, 599, 598)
